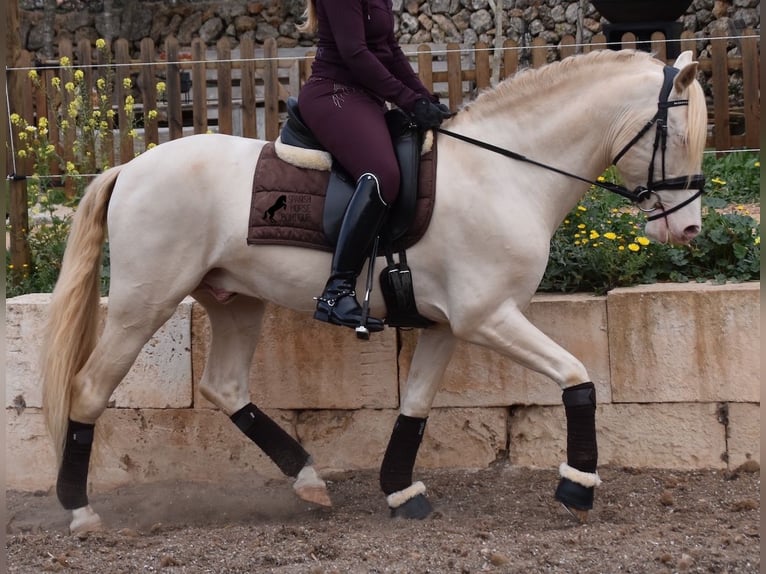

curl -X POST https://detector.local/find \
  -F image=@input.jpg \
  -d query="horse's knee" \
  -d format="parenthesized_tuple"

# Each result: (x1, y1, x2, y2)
(69, 374, 111, 423)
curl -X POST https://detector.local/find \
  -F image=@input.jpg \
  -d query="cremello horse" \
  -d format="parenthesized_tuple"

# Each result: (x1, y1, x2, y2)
(41, 49, 707, 533)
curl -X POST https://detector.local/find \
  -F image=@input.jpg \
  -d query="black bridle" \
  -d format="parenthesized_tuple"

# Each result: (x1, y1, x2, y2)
(436, 65, 706, 222)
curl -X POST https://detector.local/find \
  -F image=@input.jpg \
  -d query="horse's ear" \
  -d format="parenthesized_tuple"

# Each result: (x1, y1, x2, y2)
(672, 52, 699, 94)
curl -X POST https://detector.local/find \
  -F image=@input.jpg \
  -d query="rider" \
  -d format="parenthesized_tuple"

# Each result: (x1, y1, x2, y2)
(297, 0, 452, 333)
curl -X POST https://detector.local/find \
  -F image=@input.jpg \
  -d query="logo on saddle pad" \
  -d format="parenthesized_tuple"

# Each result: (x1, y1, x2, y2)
(263, 195, 288, 222)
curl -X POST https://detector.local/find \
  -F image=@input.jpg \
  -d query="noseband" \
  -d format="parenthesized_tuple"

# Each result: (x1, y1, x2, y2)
(436, 65, 706, 222)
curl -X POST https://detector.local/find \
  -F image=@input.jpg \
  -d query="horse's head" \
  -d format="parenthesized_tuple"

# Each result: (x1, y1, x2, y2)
(612, 51, 707, 245)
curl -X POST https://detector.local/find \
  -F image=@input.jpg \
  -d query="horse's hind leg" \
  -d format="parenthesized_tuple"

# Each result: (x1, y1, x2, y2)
(195, 294, 330, 507)
(380, 324, 457, 518)
(61, 302, 181, 533)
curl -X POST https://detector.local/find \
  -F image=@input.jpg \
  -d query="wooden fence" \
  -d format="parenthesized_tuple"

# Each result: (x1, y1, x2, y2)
(5, 29, 760, 284)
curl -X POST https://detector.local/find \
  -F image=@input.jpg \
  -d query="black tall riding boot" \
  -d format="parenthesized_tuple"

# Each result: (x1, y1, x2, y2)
(314, 173, 388, 332)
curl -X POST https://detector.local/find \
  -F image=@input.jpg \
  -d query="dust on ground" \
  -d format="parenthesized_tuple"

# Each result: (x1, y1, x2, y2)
(6, 463, 760, 573)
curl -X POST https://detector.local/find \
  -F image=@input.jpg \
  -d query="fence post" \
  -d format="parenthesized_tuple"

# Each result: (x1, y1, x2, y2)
(59, 39, 76, 196)
(7, 51, 33, 286)
(216, 37, 233, 135)
(475, 42, 490, 91)
(192, 38, 207, 135)
(446, 43, 462, 108)
(114, 38, 134, 163)
(140, 38, 159, 147)
(263, 38, 280, 141)
(96, 42, 115, 166)
(240, 37, 258, 139)
(164, 36, 184, 141)
(416, 44, 433, 94)
(710, 29, 731, 153)
(740, 29, 759, 149)
(502, 39, 518, 80)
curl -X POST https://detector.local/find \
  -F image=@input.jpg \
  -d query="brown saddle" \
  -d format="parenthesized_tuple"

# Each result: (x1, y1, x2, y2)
(247, 103, 437, 253)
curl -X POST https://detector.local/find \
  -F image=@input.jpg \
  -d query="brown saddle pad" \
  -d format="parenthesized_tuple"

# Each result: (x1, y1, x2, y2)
(247, 141, 437, 252)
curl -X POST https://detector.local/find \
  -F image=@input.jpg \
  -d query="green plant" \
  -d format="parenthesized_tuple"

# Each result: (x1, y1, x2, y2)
(540, 161, 760, 295)
(703, 151, 760, 204)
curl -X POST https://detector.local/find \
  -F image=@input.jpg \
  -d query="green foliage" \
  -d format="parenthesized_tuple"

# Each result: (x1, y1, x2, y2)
(540, 155, 761, 295)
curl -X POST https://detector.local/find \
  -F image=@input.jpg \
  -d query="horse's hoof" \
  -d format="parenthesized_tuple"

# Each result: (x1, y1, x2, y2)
(295, 484, 332, 507)
(390, 493, 432, 519)
(293, 465, 332, 507)
(560, 503, 589, 524)
(69, 505, 103, 534)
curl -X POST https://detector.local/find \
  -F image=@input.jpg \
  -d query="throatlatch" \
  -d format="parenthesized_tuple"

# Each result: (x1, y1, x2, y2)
(57, 419, 95, 510)
(231, 403, 310, 477)
(555, 382, 601, 511)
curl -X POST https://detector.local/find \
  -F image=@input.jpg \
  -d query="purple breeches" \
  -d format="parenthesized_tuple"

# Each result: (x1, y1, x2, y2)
(297, 77, 401, 204)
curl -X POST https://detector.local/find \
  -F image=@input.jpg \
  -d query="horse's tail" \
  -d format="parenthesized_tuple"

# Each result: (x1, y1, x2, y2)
(41, 165, 122, 463)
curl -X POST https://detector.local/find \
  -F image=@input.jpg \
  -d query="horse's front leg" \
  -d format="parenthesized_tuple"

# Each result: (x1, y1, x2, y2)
(459, 303, 600, 523)
(196, 295, 331, 507)
(380, 324, 457, 518)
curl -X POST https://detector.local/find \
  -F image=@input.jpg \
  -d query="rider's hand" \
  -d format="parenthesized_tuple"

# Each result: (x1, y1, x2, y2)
(411, 98, 452, 129)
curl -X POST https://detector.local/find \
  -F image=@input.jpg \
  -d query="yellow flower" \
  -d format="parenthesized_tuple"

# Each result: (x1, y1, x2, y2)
(156, 81, 166, 94)
(46, 144, 55, 154)
(65, 81, 75, 92)
(74, 70, 84, 81)
(128, 129, 137, 138)
(604, 232, 617, 240)
(25, 125, 36, 132)
(28, 70, 38, 81)
(577, 206, 587, 212)
(618, 245, 625, 251)
(628, 243, 640, 252)
(147, 109, 158, 120)
(38, 117, 48, 129)
(60, 56, 71, 66)
(589, 230, 600, 240)
(597, 175, 605, 182)
(577, 223, 586, 229)
(636, 236, 650, 246)
(17, 150, 27, 158)
(147, 142, 157, 150)
(96, 38, 107, 50)
(123, 77, 132, 89)
(51, 77, 61, 89)
(711, 177, 726, 186)
(61, 119, 69, 129)
(755, 161, 760, 168)
(10, 113, 21, 124)
(65, 161, 77, 173)
(755, 236, 761, 245)
(97, 77, 106, 91)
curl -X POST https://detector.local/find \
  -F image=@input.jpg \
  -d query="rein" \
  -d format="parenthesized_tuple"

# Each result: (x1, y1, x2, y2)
(436, 65, 705, 222)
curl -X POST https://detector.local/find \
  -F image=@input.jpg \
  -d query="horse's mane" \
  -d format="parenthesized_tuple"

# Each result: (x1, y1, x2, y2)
(461, 49, 707, 173)
(466, 49, 661, 114)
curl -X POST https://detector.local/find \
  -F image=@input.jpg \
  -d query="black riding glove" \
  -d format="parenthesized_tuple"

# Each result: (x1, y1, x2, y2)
(411, 98, 452, 129)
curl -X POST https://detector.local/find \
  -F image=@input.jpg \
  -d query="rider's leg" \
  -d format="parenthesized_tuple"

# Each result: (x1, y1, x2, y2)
(298, 79, 400, 331)
(314, 173, 388, 330)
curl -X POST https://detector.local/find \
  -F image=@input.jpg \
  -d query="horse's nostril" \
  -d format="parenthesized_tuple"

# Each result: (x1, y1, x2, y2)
(685, 225, 700, 239)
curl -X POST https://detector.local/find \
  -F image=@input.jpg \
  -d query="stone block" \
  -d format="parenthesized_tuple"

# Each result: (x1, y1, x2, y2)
(297, 407, 508, 473)
(608, 282, 760, 403)
(6, 407, 290, 492)
(727, 402, 760, 469)
(399, 293, 611, 407)
(5, 294, 193, 410)
(509, 402, 727, 470)
(191, 303, 399, 410)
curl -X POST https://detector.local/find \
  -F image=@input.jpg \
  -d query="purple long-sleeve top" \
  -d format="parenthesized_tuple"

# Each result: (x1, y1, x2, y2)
(309, 0, 431, 112)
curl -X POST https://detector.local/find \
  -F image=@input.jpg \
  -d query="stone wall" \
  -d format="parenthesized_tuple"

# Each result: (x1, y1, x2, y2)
(5, 282, 760, 493)
(17, 0, 760, 59)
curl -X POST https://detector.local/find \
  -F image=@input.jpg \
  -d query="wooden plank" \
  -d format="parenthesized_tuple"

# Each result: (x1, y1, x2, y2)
(7, 50, 33, 285)
(165, 36, 184, 141)
(140, 38, 159, 146)
(96, 40, 115, 166)
(417, 44, 433, 92)
(559, 35, 576, 59)
(679, 30, 696, 57)
(530, 36, 547, 69)
(77, 39, 96, 175)
(216, 38, 233, 135)
(585, 33, 605, 54)
(502, 39, 518, 79)
(263, 38, 280, 141)
(446, 43, 462, 106)
(621, 32, 637, 51)
(240, 37, 258, 139)
(651, 31, 667, 62)
(192, 38, 207, 135)
(58, 39, 76, 195)
(475, 42, 490, 91)
(740, 29, 759, 148)
(710, 30, 731, 152)
(114, 38, 134, 163)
